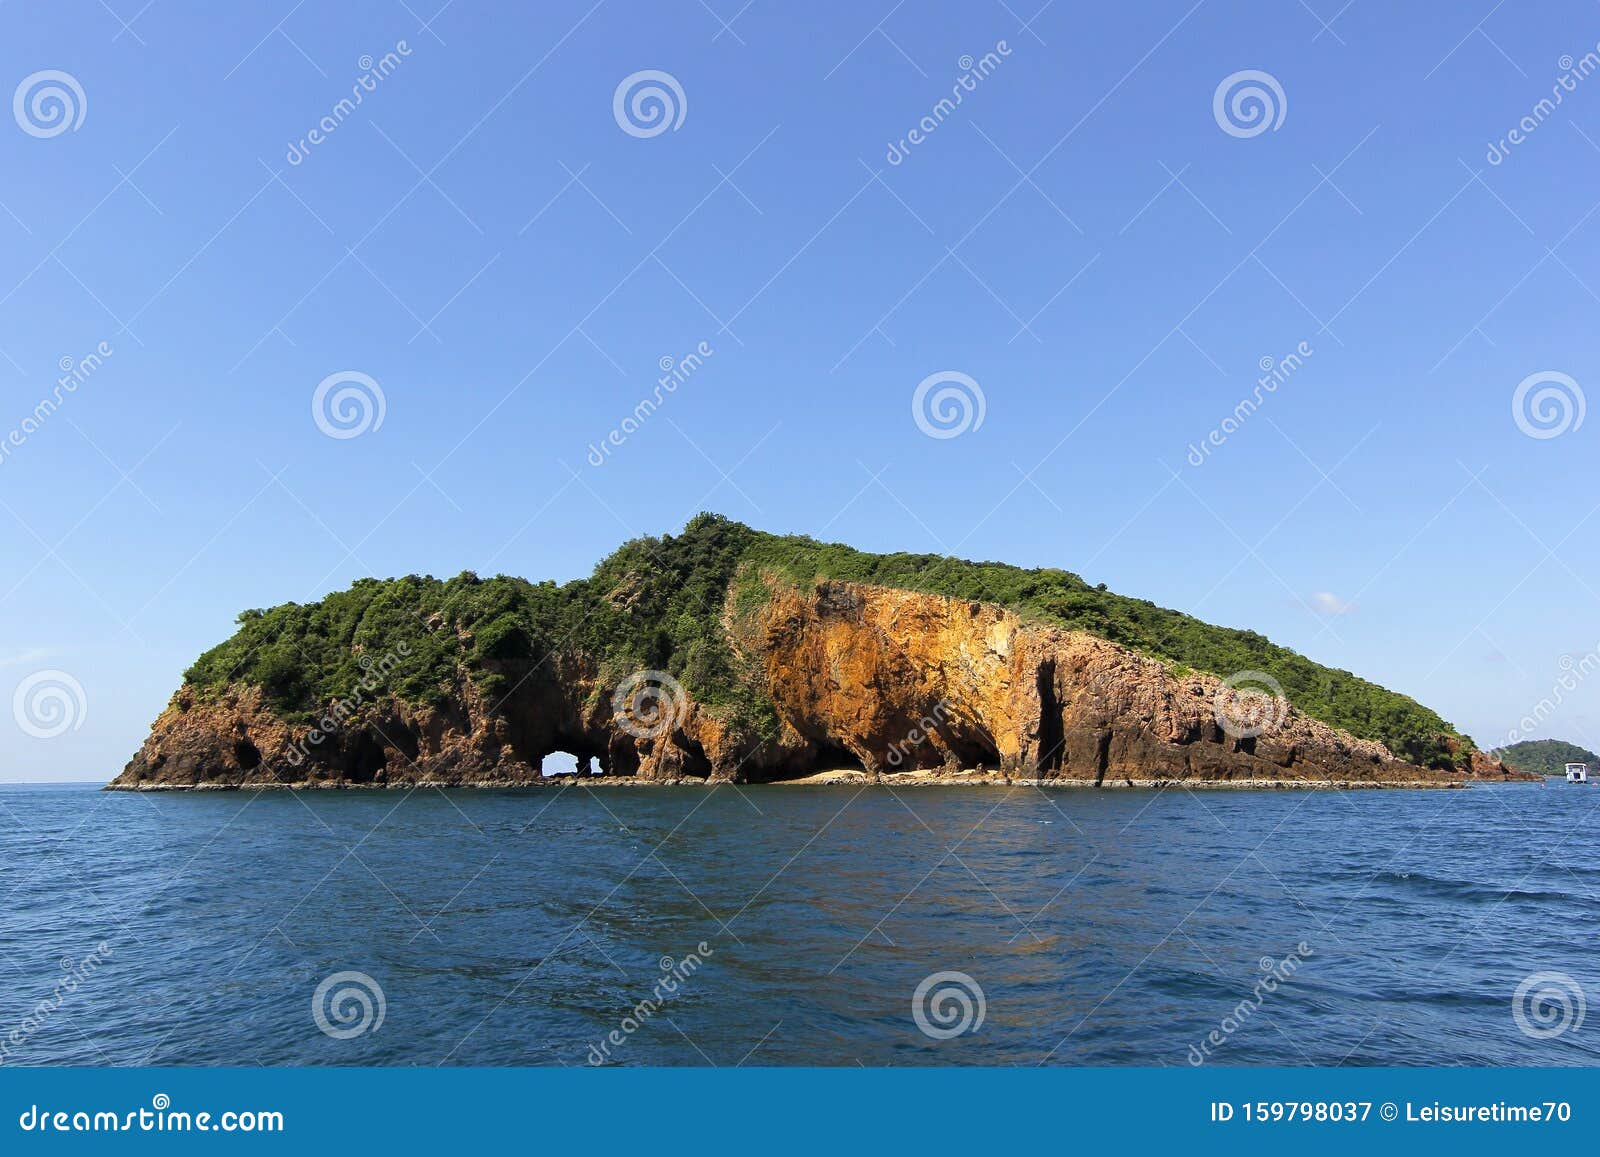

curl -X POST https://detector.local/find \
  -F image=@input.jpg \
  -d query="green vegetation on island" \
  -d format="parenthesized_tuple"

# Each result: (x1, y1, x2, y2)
(1492, 738, 1598, 777)
(182, 513, 1472, 768)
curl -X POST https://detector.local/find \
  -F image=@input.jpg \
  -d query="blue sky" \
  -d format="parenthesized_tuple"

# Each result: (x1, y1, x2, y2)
(4, 0, 1600, 781)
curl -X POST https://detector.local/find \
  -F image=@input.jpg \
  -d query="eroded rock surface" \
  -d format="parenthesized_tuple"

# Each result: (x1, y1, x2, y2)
(112, 579, 1474, 790)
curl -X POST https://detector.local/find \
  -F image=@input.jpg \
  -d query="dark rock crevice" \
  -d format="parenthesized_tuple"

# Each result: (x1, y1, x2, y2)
(1093, 728, 1112, 787)
(1035, 660, 1064, 774)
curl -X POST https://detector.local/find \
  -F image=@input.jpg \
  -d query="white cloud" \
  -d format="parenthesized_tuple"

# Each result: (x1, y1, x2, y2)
(1310, 592, 1354, 616)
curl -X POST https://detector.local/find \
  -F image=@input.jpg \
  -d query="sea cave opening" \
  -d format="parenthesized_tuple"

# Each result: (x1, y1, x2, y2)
(670, 732, 713, 779)
(346, 732, 387, 783)
(940, 735, 1002, 772)
(541, 751, 601, 778)
(811, 738, 865, 772)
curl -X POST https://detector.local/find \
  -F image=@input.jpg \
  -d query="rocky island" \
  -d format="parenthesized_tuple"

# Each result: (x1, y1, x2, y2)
(110, 515, 1524, 791)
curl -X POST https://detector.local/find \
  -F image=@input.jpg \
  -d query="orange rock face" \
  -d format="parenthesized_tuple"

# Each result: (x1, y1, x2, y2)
(733, 580, 1449, 786)
(112, 578, 1466, 790)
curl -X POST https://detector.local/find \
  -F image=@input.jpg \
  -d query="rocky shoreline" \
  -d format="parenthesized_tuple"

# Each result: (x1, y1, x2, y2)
(105, 769, 1505, 791)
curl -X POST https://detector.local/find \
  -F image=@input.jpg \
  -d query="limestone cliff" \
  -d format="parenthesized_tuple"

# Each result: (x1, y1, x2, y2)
(113, 565, 1484, 790)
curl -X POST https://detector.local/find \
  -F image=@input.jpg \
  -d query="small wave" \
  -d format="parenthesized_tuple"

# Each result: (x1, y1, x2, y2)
(1364, 869, 1576, 907)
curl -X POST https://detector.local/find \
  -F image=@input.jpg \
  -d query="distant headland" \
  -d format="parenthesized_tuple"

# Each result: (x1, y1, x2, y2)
(1493, 738, 1598, 777)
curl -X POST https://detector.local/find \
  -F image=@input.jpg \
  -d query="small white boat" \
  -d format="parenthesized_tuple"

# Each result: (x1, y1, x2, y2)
(1565, 762, 1590, 784)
